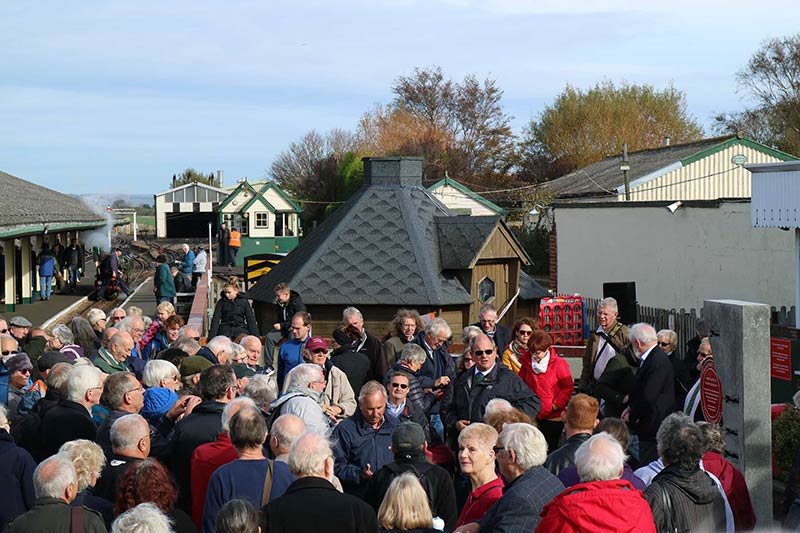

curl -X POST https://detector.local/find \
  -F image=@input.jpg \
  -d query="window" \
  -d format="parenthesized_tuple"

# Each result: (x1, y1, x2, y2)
(255, 212, 269, 228)
(478, 277, 495, 303)
(223, 213, 248, 235)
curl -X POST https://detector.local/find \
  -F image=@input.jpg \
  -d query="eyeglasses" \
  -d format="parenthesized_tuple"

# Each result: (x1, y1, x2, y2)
(390, 383, 409, 389)
(473, 349, 495, 356)
(18, 368, 31, 375)
(518, 330, 533, 336)
(658, 342, 671, 347)
(311, 349, 327, 354)
(127, 386, 144, 394)
(112, 316, 124, 321)
(492, 446, 506, 454)
(1, 350, 18, 356)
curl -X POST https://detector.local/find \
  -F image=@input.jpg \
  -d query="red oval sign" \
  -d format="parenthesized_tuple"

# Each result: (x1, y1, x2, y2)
(700, 361, 723, 424)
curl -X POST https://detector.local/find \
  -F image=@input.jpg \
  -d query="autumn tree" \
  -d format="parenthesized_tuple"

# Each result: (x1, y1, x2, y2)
(714, 34, 800, 155)
(269, 129, 359, 227)
(358, 66, 516, 187)
(521, 81, 703, 182)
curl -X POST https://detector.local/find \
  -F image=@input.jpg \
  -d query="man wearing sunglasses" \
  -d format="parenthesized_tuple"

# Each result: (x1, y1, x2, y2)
(6, 353, 32, 418)
(442, 334, 541, 443)
(384, 371, 429, 441)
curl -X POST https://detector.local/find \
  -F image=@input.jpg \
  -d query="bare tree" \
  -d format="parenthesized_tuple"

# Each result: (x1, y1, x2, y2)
(714, 34, 800, 155)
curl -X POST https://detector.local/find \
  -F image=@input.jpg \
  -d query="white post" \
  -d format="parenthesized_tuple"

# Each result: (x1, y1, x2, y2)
(207, 222, 213, 280)
(132, 211, 138, 242)
(796, 229, 800, 328)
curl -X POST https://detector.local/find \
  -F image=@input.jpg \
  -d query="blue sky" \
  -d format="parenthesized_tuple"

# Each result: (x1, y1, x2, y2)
(1, 1, 797, 194)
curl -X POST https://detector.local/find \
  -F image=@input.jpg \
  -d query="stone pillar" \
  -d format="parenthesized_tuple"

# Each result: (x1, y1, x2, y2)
(703, 299, 772, 525)
(4, 240, 15, 312)
(20, 237, 32, 304)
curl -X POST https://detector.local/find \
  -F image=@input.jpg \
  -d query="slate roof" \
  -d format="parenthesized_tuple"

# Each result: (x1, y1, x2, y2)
(0, 170, 106, 236)
(519, 271, 550, 301)
(540, 134, 750, 200)
(248, 165, 474, 307)
(436, 215, 501, 270)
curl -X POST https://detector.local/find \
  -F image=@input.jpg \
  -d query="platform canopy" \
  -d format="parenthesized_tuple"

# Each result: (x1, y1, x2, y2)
(0, 170, 106, 238)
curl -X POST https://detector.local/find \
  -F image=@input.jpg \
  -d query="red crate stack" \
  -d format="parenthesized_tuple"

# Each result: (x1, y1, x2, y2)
(539, 295, 584, 346)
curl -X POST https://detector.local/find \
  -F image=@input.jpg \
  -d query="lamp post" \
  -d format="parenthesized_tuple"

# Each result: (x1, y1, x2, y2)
(621, 143, 631, 201)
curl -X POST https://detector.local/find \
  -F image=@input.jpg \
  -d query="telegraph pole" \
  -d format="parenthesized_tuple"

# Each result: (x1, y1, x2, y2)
(621, 144, 631, 201)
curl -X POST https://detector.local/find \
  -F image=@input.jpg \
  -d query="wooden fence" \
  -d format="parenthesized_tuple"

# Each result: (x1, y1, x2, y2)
(584, 297, 796, 349)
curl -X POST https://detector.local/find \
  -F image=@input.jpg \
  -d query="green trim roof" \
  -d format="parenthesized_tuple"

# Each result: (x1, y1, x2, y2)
(217, 180, 259, 212)
(240, 191, 276, 213)
(428, 177, 508, 216)
(680, 136, 799, 166)
(259, 182, 302, 212)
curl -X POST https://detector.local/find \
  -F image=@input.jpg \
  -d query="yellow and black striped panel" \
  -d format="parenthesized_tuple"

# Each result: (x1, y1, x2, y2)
(244, 254, 284, 281)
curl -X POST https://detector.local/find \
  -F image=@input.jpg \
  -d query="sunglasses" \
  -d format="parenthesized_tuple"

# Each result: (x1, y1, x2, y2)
(390, 383, 409, 389)
(473, 349, 495, 356)
(658, 342, 671, 347)
(0, 329, 8, 333)
(18, 368, 31, 375)
(310, 348, 327, 354)
(2, 350, 18, 356)
(518, 330, 533, 336)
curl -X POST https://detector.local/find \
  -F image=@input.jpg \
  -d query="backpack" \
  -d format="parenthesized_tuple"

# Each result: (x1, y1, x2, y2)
(386, 461, 436, 512)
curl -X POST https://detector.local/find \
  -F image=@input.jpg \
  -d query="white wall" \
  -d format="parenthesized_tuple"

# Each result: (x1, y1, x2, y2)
(431, 184, 496, 216)
(556, 201, 794, 311)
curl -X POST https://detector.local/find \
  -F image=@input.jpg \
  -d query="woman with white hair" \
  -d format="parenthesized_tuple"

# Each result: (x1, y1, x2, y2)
(141, 359, 181, 425)
(455, 423, 502, 528)
(49, 324, 83, 360)
(60, 440, 112, 528)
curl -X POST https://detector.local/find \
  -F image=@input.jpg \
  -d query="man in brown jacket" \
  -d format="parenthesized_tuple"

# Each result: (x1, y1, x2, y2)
(579, 298, 630, 392)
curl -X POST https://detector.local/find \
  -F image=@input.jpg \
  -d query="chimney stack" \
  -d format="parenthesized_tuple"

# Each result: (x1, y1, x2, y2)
(363, 157, 423, 187)
(217, 170, 224, 188)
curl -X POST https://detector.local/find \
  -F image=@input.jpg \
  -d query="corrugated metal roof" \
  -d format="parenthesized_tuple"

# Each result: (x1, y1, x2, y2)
(540, 134, 797, 202)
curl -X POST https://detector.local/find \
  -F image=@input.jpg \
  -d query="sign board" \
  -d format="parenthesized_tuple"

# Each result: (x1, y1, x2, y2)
(700, 360, 723, 424)
(243, 253, 285, 291)
(771, 337, 793, 382)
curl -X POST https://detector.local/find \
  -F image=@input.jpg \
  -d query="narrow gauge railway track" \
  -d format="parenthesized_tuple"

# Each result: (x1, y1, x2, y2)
(47, 237, 186, 328)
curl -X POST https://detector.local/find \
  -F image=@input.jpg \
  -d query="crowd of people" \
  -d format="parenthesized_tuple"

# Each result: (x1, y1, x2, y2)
(0, 286, 768, 532)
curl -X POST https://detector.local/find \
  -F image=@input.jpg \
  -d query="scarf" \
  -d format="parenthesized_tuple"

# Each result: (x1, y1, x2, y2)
(506, 339, 528, 370)
(531, 352, 550, 374)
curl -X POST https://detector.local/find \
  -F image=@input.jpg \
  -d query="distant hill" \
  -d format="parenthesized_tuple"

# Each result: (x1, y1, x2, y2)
(78, 193, 154, 209)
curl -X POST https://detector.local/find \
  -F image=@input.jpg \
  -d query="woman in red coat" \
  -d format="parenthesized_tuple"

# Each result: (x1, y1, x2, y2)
(518, 329, 574, 453)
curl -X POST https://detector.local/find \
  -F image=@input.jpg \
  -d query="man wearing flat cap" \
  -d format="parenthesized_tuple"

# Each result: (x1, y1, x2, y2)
(6, 353, 32, 417)
(366, 422, 457, 531)
(8, 317, 46, 377)
(180, 356, 213, 395)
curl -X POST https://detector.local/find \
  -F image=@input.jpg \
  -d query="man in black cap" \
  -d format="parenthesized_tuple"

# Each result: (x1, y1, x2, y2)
(366, 422, 457, 531)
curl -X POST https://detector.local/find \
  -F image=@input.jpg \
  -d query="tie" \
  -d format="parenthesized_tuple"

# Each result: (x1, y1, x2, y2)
(472, 372, 485, 387)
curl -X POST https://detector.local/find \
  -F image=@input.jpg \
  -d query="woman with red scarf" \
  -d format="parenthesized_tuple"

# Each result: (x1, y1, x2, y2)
(518, 329, 573, 452)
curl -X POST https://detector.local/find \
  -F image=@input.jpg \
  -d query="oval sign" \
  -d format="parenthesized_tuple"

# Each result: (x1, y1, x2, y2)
(731, 154, 748, 165)
(700, 361, 723, 423)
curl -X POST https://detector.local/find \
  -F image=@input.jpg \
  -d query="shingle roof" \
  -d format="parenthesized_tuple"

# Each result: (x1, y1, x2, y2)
(0, 170, 106, 235)
(249, 159, 474, 306)
(436, 215, 500, 270)
(519, 271, 550, 301)
(540, 134, 742, 200)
